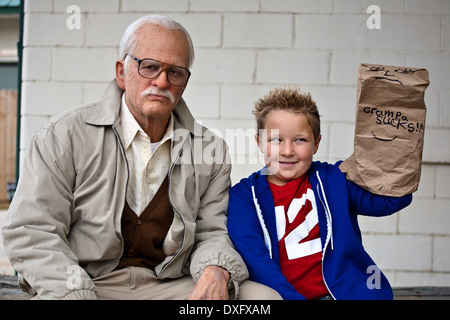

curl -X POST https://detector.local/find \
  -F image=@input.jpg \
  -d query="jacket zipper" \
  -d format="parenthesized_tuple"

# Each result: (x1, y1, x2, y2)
(156, 136, 190, 276)
(316, 171, 336, 300)
(112, 125, 128, 265)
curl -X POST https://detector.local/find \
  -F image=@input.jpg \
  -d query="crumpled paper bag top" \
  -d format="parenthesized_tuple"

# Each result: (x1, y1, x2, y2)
(339, 63, 429, 197)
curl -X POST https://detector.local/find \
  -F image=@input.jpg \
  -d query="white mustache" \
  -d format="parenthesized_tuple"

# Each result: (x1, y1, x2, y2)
(141, 87, 175, 104)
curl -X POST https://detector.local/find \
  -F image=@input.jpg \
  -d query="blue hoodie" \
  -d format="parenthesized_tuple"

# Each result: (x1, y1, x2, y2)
(227, 161, 412, 300)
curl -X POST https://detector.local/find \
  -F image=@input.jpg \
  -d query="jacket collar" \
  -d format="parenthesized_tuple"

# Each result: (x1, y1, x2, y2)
(85, 79, 201, 137)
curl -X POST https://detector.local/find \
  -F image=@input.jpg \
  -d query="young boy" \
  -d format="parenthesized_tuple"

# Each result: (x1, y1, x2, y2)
(227, 86, 413, 300)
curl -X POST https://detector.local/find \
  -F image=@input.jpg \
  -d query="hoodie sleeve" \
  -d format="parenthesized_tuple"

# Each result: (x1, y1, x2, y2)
(227, 180, 305, 300)
(347, 180, 413, 217)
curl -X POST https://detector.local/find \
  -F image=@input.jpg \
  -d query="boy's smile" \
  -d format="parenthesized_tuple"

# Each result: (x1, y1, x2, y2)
(257, 110, 321, 186)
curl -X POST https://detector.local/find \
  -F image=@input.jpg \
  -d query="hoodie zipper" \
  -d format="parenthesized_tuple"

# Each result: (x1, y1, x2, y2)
(251, 186, 273, 259)
(316, 171, 336, 300)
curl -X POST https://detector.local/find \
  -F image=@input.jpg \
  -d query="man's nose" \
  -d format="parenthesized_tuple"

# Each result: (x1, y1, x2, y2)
(151, 70, 171, 89)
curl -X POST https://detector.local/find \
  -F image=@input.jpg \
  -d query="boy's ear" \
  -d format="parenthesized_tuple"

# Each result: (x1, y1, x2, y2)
(255, 133, 263, 153)
(313, 134, 322, 154)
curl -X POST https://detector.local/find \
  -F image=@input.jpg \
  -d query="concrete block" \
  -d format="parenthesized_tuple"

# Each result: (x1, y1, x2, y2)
(190, 0, 259, 12)
(422, 128, 450, 163)
(190, 49, 255, 84)
(328, 123, 354, 159)
(182, 83, 220, 119)
(82, 82, 110, 104)
(170, 14, 222, 48)
(19, 115, 52, 150)
(21, 47, 52, 81)
(435, 165, 450, 199)
(24, 13, 84, 47)
(394, 271, 450, 287)
(54, 0, 120, 13)
(366, 15, 441, 51)
(359, 214, 398, 234)
(406, 52, 450, 87)
(405, 0, 450, 15)
(21, 81, 83, 116)
(334, 0, 404, 14)
(52, 47, 117, 82)
(330, 50, 370, 86)
(315, 122, 329, 161)
(366, 50, 406, 69)
(330, 50, 406, 86)
(423, 87, 440, 129)
(24, 0, 53, 13)
(433, 236, 450, 272)
(415, 164, 436, 199)
(306, 86, 356, 122)
(120, 0, 188, 12)
(256, 50, 329, 85)
(220, 84, 272, 119)
(224, 14, 293, 48)
(362, 234, 432, 271)
(295, 15, 365, 50)
(261, 0, 332, 13)
(84, 13, 141, 47)
(443, 18, 450, 52)
(399, 198, 450, 235)
(295, 14, 441, 52)
(440, 88, 450, 128)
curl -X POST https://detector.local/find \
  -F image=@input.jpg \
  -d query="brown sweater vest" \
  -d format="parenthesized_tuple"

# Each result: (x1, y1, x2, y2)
(116, 175, 174, 270)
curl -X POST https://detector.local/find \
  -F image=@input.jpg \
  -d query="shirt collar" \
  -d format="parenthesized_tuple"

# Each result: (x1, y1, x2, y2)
(120, 94, 174, 150)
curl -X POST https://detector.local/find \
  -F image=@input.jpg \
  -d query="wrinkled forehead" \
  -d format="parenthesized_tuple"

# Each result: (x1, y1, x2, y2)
(132, 24, 191, 68)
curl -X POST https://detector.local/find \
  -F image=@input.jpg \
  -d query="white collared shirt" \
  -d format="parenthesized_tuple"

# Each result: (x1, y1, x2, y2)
(120, 94, 173, 216)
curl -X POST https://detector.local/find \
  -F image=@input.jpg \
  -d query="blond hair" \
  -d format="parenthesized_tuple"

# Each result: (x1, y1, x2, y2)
(253, 86, 321, 139)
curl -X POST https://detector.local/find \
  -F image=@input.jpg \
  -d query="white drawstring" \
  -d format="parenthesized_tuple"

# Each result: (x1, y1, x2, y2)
(252, 186, 273, 259)
(316, 172, 334, 250)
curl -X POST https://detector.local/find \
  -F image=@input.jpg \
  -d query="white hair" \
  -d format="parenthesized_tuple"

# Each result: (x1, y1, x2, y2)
(119, 15, 195, 70)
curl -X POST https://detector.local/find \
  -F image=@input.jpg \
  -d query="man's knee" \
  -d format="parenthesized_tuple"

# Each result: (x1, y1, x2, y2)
(237, 280, 283, 300)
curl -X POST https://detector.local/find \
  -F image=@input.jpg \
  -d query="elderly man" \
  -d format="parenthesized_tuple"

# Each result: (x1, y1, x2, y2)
(2, 15, 281, 300)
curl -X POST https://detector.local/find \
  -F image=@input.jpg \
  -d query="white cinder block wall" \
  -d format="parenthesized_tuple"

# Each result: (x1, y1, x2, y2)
(18, 0, 450, 287)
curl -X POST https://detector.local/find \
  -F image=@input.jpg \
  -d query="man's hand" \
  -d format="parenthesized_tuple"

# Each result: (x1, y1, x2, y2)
(187, 266, 230, 300)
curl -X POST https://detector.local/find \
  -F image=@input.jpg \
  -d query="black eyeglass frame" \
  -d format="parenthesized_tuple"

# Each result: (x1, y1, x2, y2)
(126, 53, 191, 86)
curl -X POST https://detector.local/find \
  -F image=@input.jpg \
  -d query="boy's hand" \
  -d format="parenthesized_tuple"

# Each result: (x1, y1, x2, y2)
(187, 266, 230, 300)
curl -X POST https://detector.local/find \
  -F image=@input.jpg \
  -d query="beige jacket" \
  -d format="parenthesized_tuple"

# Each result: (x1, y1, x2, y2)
(2, 80, 248, 299)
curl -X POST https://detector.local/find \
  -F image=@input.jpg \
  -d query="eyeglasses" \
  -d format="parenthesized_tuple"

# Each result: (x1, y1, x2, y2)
(126, 53, 191, 86)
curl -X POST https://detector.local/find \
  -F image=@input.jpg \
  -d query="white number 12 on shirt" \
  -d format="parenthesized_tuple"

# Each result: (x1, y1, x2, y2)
(275, 188, 322, 260)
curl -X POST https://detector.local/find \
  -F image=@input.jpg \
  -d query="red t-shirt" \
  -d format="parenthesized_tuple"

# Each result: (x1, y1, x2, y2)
(269, 175, 328, 300)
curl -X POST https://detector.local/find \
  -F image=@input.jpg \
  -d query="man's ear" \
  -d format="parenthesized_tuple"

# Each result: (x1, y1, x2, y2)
(115, 60, 126, 90)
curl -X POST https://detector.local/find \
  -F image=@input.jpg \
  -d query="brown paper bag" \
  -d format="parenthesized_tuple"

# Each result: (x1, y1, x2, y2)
(339, 63, 429, 197)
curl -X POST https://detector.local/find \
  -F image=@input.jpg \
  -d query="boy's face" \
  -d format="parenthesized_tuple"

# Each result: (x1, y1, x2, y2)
(257, 110, 321, 186)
